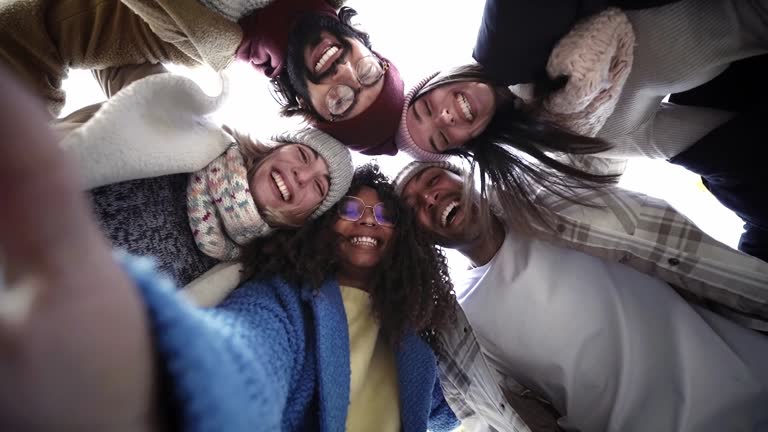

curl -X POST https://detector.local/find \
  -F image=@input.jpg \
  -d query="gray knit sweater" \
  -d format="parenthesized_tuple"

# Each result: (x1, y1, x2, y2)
(597, 0, 768, 159)
(89, 175, 218, 286)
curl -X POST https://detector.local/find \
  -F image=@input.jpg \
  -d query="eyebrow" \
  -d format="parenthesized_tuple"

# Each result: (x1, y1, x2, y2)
(429, 136, 439, 152)
(412, 99, 422, 122)
(308, 147, 320, 162)
(410, 169, 429, 190)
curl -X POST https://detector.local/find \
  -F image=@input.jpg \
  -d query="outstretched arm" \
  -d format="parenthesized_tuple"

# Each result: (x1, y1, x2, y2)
(0, 65, 160, 431)
(0, 66, 295, 431)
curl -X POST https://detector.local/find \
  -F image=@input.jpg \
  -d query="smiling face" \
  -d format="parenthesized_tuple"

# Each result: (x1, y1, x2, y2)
(333, 186, 395, 279)
(401, 167, 480, 248)
(303, 33, 385, 121)
(285, 13, 384, 122)
(405, 81, 496, 154)
(250, 143, 330, 226)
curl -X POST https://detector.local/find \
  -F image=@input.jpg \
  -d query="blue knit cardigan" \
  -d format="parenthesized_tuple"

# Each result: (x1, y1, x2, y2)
(125, 255, 459, 432)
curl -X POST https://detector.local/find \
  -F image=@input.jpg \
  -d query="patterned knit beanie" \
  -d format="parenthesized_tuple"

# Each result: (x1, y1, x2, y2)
(394, 72, 449, 162)
(394, 160, 465, 196)
(188, 128, 353, 260)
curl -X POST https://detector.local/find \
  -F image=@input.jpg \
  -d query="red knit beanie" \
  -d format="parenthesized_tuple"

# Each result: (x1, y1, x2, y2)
(236, 0, 337, 78)
(312, 54, 404, 156)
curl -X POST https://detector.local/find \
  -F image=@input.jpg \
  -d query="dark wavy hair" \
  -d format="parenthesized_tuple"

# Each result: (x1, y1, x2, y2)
(412, 63, 620, 233)
(239, 163, 456, 346)
(270, 7, 372, 122)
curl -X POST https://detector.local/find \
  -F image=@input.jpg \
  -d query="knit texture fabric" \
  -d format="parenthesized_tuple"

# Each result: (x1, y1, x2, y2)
(187, 128, 353, 261)
(120, 253, 459, 431)
(539, 8, 635, 137)
(234, 0, 337, 77)
(272, 128, 354, 219)
(187, 146, 271, 261)
(394, 72, 449, 161)
(394, 161, 465, 196)
(91, 175, 218, 287)
(596, 0, 768, 159)
(313, 54, 405, 156)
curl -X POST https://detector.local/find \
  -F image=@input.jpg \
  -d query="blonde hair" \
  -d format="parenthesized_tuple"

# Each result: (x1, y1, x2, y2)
(226, 126, 304, 228)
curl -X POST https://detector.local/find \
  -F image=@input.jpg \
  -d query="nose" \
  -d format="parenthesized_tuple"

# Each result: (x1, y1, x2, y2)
(293, 166, 312, 187)
(359, 206, 377, 226)
(421, 190, 440, 210)
(437, 108, 454, 126)
(333, 61, 358, 87)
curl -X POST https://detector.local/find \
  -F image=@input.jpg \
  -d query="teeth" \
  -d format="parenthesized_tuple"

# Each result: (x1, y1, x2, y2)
(315, 46, 339, 73)
(271, 172, 291, 201)
(457, 93, 474, 121)
(441, 201, 460, 227)
(350, 236, 378, 248)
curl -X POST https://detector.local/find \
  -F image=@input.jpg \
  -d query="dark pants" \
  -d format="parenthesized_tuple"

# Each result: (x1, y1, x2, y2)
(667, 55, 768, 263)
(669, 108, 767, 263)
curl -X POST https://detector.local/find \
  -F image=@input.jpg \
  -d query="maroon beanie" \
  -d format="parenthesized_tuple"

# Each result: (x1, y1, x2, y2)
(236, 0, 337, 78)
(312, 55, 404, 156)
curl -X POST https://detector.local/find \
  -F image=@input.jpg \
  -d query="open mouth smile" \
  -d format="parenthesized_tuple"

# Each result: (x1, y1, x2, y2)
(271, 171, 291, 202)
(456, 93, 474, 122)
(315, 45, 340, 74)
(349, 236, 379, 248)
(440, 200, 461, 228)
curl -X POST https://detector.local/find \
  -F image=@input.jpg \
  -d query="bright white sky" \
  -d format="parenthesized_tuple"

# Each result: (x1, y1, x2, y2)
(60, 0, 744, 277)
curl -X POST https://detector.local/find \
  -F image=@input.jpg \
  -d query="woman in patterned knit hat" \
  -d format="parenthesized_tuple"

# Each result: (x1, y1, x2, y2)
(395, 0, 768, 261)
(61, 73, 354, 297)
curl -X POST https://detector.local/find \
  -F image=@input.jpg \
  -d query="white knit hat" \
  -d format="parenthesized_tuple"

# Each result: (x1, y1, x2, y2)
(394, 160, 465, 196)
(271, 128, 354, 220)
(394, 72, 452, 162)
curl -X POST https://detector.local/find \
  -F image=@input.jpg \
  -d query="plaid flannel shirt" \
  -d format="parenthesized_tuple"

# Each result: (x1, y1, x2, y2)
(437, 184, 768, 432)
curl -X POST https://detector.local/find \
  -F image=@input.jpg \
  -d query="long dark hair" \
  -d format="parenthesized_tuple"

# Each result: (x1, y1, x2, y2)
(239, 163, 455, 346)
(413, 64, 619, 232)
(270, 7, 372, 122)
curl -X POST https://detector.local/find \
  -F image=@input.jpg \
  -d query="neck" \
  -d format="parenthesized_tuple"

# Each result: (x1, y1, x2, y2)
(456, 216, 506, 267)
(337, 266, 374, 291)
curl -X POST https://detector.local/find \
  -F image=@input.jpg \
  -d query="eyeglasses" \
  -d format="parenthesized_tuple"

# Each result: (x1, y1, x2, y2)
(337, 196, 397, 227)
(326, 55, 388, 118)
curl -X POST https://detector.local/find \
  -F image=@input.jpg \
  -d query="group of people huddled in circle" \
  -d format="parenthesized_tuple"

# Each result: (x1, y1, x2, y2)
(1, 0, 767, 431)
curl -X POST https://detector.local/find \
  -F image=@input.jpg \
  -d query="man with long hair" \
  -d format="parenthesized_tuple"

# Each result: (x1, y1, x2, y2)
(396, 160, 768, 432)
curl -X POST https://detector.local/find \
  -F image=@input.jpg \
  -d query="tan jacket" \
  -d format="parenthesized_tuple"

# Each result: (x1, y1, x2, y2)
(0, 0, 341, 115)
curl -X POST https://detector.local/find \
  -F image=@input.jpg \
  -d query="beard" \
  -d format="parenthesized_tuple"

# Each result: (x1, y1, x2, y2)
(284, 13, 358, 109)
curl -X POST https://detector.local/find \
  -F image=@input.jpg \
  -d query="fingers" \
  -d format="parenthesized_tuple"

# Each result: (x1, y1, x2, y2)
(0, 66, 105, 284)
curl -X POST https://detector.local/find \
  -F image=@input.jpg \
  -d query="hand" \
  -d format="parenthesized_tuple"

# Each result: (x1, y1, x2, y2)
(0, 68, 161, 431)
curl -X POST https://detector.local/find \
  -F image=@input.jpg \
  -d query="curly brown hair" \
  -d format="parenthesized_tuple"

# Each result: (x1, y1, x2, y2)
(239, 163, 456, 346)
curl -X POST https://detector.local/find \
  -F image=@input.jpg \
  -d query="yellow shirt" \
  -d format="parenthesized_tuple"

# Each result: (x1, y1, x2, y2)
(340, 286, 402, 432)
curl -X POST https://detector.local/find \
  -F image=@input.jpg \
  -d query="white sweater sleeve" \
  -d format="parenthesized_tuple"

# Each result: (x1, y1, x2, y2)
(180, 261, 243, 307)
(60, 73, 233, 190)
